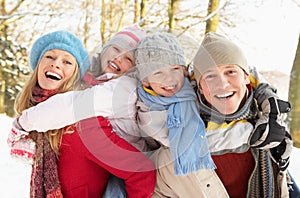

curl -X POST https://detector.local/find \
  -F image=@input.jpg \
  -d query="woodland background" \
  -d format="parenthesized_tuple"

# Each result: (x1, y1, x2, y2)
(1, 0, 300, 147)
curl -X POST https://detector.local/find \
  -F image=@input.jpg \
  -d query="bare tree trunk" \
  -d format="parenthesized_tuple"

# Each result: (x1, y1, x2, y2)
(140, 0, 146, 27)
(108, 0, 114, 34)
(205, 0, 219, 33)
(83, 1, 89, 46)
(100, 0, 106, 46)
(168, 0, 175, 32)
(134, 0, 139, 24)
(116, 0, 129, 32)
(0, 80, 5, 114)
(288, 33, 300, 148)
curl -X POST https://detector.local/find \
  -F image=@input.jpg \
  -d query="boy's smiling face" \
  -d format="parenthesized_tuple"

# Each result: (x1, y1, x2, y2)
(199, 64, 250, 115)
(142, 65, 185, 97)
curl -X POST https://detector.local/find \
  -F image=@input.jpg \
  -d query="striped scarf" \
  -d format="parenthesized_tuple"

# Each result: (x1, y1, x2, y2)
(198, 88, 279, 198)
(29, 85, 63, 198)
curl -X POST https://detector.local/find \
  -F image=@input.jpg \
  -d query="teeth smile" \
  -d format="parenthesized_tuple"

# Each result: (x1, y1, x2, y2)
(216, 92, 233, 98)
(163, 85, 176, 90)
(109, 62, 120, 71)
(45, 71, 62, 80)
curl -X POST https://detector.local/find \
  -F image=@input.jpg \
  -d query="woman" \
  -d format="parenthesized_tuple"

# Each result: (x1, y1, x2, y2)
(8, 27, 156, 198)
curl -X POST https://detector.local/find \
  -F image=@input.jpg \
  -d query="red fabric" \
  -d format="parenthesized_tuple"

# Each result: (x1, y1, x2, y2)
(58, 116, 156, 198)
(82, 73, 100, 86)
(212, 150, 255, 198)
(30, 85, 63, 198)
(32, 85, 59, 104)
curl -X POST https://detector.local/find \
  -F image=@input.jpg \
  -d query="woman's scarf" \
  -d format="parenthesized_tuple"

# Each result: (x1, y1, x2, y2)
(138, 78, 215, 175)
(29, 85, 63, 198)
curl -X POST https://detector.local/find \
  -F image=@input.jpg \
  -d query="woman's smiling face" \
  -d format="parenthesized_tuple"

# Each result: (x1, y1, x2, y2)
(199, 64, 250, 115)
(37, 49, 77, 90)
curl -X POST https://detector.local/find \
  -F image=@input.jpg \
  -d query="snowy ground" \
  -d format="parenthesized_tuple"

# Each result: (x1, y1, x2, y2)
(0, 114, 31, 197)
(0, 113, 299, 197)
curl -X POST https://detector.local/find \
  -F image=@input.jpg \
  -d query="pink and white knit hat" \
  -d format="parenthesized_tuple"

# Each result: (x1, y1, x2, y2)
(103, 25, 146, 56)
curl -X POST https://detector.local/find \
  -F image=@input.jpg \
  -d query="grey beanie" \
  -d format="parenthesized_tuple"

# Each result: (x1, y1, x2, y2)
(135, 32, 186, 81)
(193, 32, 249, 83)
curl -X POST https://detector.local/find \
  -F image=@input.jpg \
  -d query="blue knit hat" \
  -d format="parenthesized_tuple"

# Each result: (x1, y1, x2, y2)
(30, 30, 90, 78)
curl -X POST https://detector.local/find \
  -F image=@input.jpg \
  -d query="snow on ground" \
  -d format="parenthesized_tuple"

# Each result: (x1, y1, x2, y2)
(0, 113, 299, 197)
(0, 114, 31, 197)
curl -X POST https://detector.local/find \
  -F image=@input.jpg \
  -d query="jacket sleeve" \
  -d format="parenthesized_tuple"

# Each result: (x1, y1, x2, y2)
(19, 76, 137, 132)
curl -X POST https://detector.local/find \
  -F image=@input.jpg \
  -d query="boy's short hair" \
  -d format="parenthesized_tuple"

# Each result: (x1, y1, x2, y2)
(193, 32, 249, 83)
(136, 32, 186, 81)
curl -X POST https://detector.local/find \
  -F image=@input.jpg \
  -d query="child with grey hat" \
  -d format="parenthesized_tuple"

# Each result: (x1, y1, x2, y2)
(153, 32, 297, 198)
(135, 32, 216, 176)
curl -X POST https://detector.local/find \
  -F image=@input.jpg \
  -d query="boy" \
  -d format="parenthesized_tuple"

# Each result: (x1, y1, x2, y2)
(135, 32, 216, 176)
(153, 32, 295, 198)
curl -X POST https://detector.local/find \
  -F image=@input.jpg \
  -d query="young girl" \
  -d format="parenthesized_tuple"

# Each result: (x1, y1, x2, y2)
(15, 25, 152, 152)
(8, 27, 156, 198)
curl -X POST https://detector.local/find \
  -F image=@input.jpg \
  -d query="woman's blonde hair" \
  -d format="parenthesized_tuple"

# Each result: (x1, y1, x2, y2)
(15, 62, 83, 156)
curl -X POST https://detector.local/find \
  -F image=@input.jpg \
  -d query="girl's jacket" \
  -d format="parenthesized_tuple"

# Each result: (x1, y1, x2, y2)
(18, 75, 150, 151)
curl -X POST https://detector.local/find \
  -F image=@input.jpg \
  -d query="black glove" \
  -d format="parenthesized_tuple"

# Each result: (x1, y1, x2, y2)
(249, 97, 291, 149)
(269, 132, 293, 171)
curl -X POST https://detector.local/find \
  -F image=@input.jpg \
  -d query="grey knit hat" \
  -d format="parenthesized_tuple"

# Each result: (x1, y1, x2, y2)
(193, 32, 249, 83)
(135, 32, 186, 80)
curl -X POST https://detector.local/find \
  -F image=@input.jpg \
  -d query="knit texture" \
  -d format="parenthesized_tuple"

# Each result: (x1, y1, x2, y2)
(138, 78, 215, 175)
(29, 86, 63, 198)
(248, 149, 275, 198)
(212, 151, 255, 197)
(198, 84, 278, 197)
(9, 134, 36, 164)
(136, 32, 186, 81)
(198, 85, 257, 124)
(103, 25, 146, 57)
(30, 30, 90, 78)
(193, 32, 249, 83)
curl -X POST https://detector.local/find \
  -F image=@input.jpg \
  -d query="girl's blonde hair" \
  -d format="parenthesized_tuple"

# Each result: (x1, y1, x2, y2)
(15, 62, 84, 156)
